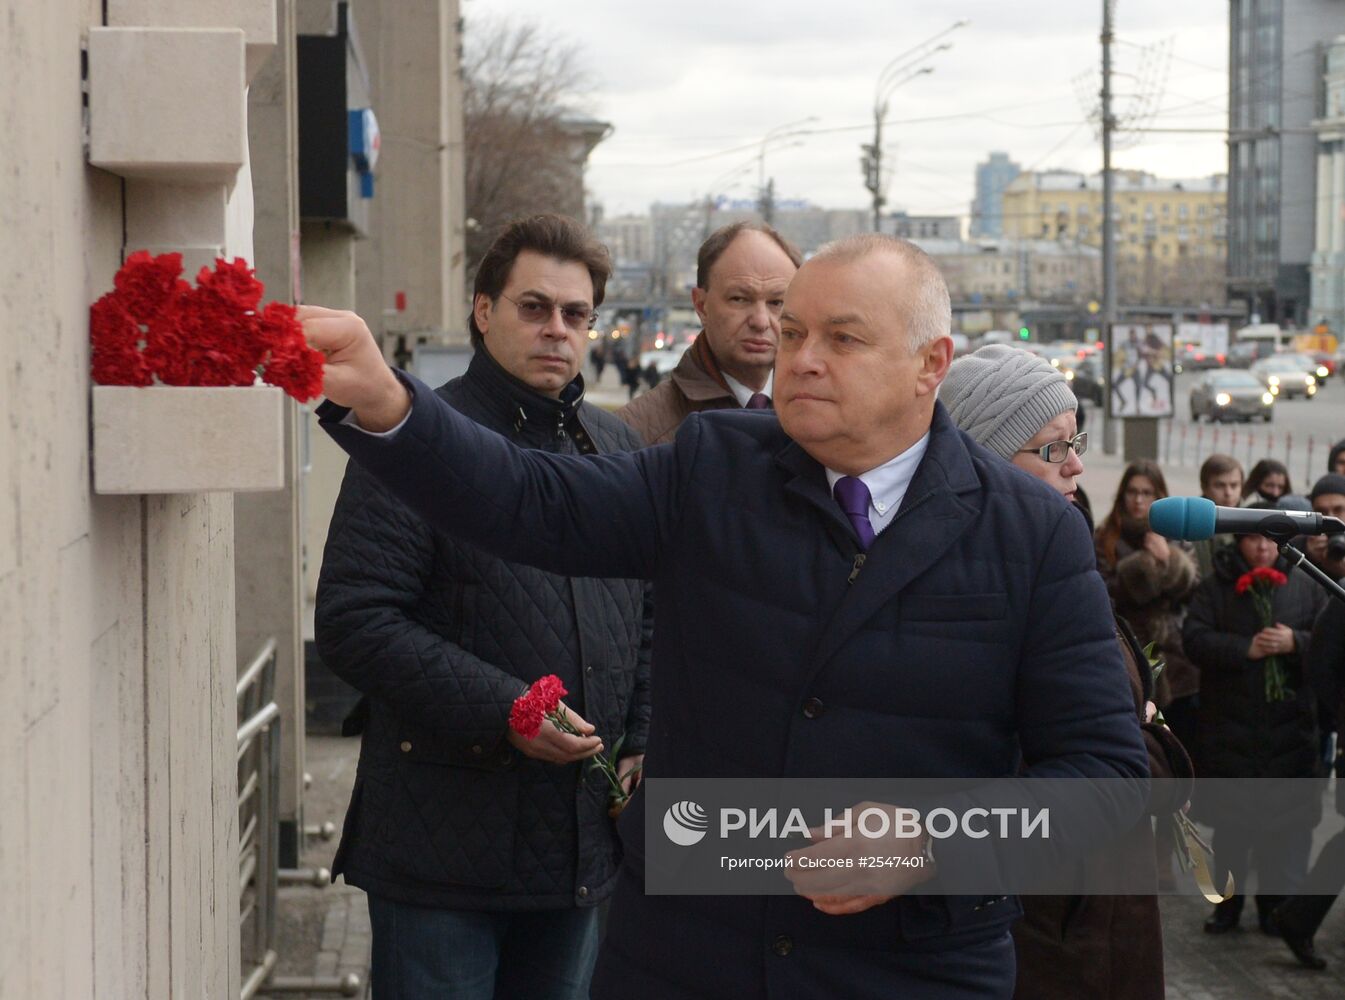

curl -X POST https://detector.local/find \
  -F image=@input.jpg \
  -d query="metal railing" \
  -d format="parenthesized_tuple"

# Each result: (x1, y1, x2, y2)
(236, 639, 363, 999)
(238, 639, 281, 1000)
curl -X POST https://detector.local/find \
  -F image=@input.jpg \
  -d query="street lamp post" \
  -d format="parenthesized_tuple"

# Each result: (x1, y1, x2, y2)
(863, 19, 969, 232)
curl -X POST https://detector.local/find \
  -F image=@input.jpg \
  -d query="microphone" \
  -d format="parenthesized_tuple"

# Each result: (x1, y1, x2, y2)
(1148, 496, 1345, 542)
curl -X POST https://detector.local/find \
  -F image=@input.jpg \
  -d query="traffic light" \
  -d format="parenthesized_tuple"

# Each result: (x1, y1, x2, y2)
(1018, 327, 1031, 341)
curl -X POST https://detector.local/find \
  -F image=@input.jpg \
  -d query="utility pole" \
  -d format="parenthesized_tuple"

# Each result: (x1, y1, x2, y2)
(1101, 0, 1119, 454)
(867, 115, 885, 231)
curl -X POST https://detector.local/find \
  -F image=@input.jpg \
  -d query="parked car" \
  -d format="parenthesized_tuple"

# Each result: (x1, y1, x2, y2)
(1066, 355, 1105, 407)
(639, 347, 684, 378)
(1188, 369, 1275, 422)
(1249, 356, 1319, 399)
(1174, 343, 1225, 374)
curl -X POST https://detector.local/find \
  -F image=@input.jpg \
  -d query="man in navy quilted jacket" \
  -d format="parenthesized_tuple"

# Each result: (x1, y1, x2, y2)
(302, 233, 1148, 999)
(315, 214, 651, 999)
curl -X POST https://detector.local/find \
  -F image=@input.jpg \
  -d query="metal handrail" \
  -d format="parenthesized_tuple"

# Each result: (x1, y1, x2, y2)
(238, 640, 280, 1000)
(237, 637, 278, 702)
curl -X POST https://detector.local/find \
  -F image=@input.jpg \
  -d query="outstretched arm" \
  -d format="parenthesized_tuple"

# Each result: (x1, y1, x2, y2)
(303, 306, 689, 581)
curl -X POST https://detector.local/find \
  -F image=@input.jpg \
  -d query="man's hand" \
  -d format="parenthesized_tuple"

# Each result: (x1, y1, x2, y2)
(617, 754, 645, 797)
(506, 700, 604, 764)
(298, 304, 411, 431)
(782, 801, 934, 916)
(1248, 625, 1295, 660)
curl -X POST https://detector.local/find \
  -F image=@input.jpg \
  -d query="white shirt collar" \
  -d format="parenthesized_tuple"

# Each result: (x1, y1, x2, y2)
(722, 370, 773, 408)
(824, 432, 931, 522)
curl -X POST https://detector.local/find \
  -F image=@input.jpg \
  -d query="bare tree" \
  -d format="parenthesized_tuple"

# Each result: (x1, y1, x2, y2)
(463, 20, 591, 272)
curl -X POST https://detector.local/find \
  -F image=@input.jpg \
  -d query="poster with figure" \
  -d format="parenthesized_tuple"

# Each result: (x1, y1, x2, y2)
(1109, 323, 1173, 418)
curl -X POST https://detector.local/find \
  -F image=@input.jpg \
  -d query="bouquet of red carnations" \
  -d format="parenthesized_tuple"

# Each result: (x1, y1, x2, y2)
(90, 250, 324, 402)
(1236, 566, 1292, 701)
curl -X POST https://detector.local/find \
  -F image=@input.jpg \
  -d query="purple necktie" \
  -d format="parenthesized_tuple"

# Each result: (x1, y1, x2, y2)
(745, 392, 771, 409)
(833, 476, 875, 550)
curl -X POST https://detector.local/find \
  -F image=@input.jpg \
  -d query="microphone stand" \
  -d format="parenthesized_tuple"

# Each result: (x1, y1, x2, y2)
(1277, 542, 1345, 607)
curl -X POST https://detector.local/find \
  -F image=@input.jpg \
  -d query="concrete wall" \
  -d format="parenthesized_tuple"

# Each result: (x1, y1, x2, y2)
(1, 1, 269, 994)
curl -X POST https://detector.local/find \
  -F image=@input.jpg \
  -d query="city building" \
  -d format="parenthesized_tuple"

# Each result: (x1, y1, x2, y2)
(1311, 34, 1345, 333)
(914, 238, 1102, 306)
(1228, 0, 1345, 324)
(1000, 169, 1227, 306)
(888, 211, 962, 241)
(970, 151, 1021, 237)
(596, 213, 656, 266)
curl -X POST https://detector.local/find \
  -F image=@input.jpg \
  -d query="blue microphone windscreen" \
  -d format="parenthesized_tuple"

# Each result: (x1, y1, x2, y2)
(1148, 496, 1216, 541)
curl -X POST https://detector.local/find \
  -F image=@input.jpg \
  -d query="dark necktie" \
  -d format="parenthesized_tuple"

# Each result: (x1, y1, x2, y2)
(745, 392, 771, 410)
(833, 476, 875, 550)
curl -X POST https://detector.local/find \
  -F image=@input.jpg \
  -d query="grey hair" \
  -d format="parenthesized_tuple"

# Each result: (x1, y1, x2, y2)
(809, 233, 951, 352)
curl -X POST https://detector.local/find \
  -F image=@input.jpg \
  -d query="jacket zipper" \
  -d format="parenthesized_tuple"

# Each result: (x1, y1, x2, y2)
(848, 553, 866, 584)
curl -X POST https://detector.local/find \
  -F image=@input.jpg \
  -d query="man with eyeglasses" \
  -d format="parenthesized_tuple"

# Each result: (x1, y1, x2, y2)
(619, 221, 802, 444)
(302, 233, 1147, 998)
(314, 213, 652, 999)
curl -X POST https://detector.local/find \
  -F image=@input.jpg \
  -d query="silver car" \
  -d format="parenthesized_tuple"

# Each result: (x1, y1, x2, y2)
(1189, 370, 1275, 422)
(1249, 356, 1320, 400)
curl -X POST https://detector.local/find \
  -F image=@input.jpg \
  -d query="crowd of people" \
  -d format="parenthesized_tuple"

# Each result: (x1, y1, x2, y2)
(301, 212, 1345, 999)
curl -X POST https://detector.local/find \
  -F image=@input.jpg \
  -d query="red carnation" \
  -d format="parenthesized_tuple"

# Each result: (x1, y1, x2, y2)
(508, 675, 569, 740)
(90, 296, 152, 386)
(113, 250, 188, 325)
(195, 257, 264, 312)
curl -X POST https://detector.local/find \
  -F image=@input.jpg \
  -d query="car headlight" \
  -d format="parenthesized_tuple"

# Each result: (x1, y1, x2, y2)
(1317, 366, 1329, 378)
(1267, 375, 1280, 386)
(1262, 392, 1274, 405)
(1065, 369, 1075, 380)
(1215, 392, 1231, 406)
(1051, 358, 1060, 367)
(1270, 384, 1280, 394)
(1306, 374, 1317, 385)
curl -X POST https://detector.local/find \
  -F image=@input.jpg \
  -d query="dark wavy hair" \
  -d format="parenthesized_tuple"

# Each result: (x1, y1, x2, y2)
(1096, 458, 1170, 567)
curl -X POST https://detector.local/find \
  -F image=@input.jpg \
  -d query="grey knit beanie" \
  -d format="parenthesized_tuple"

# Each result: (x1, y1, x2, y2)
(940, 344, 1078, 461)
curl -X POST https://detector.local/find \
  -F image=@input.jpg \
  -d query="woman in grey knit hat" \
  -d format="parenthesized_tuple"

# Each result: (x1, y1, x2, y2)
(942, 344, 1192, 1000)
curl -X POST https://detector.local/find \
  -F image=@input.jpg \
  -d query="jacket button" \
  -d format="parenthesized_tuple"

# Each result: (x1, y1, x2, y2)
(802, 698, 824, 719)
(399, 741, 412, 753)
(772, 934, 793, 957)
(586, 665, 593, 675)
(578, 886, 589, 899)
(471, 744, 483, 755)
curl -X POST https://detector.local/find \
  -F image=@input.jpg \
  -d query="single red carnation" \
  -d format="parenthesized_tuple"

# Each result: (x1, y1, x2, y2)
(195, 257, 264, 312)
(263, 336, 326, 402)
(1235, 572, 1253, 595)
(528, 675, 568, 715)
(90, 296, 151, 386)
(113, 250, 188, 326)
(509, 692, 546, 740)
(1251, 567, 1288, 588)
(256, 301, 301, 350)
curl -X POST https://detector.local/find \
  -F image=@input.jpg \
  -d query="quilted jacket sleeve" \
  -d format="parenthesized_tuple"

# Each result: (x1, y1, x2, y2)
(316, 458, 528, 748)
(1181, 579, 1249, 672)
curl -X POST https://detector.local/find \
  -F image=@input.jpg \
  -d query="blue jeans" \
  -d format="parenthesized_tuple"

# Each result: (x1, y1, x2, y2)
(367, 896, 600, 1000)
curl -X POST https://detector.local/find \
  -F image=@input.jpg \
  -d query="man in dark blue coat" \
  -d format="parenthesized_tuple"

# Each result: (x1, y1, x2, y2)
(301, 233, 1148, 999)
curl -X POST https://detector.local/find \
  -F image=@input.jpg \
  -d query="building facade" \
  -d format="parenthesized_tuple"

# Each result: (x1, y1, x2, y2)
(2, 1, 465, 995)
(970, 151, 1021, 238)
(1000, 169, 1227, 306)
(889, 212, 962, 241)
(1311, 34, 1345, 333)
(1228, 0, 1345, 324)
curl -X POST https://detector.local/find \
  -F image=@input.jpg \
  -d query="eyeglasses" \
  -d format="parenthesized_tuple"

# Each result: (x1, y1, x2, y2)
(1018, 432, 1088, 465)
(500, 292, 598, 331)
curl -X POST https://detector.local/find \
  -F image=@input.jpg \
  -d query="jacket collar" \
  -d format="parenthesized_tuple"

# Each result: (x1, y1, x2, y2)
(462, 346, 585, 440)
(671, 333, 738, 404)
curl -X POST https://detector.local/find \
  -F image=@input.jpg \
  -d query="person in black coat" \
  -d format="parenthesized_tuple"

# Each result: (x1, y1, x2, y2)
(1182, 510, 1326, 935)
(304, 234, 1149, 1000)
(1273, 590, 1345, 969)
(316, 215, 652, 1000)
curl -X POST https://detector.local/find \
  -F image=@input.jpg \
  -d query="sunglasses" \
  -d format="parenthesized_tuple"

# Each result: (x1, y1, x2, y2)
(1018, 432, 1088, 464)
(500, 292, 598, 331)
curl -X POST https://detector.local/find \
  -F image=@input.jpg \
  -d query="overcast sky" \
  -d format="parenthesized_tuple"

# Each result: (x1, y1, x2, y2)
(462, 0, 1230, 218)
